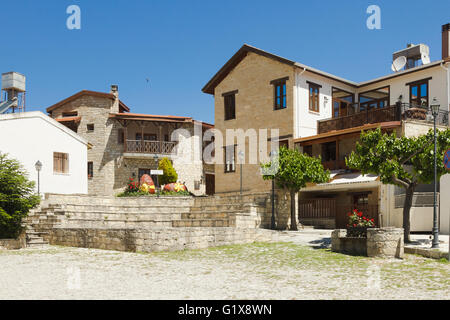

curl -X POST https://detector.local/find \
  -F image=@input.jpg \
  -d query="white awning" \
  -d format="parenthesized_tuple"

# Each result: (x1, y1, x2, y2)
(305, 173, 380, 191)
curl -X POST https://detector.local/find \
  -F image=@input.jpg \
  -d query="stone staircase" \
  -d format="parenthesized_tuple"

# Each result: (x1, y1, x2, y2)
(171, 195, 267, 228)
(24, 204, 65, 247)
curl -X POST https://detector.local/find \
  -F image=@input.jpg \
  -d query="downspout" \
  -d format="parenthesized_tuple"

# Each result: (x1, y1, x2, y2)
(440, 62, 449, 114)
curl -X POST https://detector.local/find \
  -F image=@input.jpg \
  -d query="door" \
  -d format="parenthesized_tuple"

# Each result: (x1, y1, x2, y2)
(205, 174, 215, 195)
(332, 99, 350, 118)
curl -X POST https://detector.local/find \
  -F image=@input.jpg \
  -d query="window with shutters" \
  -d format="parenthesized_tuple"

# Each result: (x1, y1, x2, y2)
(309, 83, 320, 112)
(53, 152, 69, 174)
(223, 91, 237, 120)
(223, 145, 236, 173)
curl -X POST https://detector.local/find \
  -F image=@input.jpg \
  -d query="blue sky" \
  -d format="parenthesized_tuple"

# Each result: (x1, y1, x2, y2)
(0, 0, 449, 124)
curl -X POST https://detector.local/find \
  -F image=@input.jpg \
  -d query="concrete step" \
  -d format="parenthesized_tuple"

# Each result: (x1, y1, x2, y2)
(27, 239, 48, 246)
(172, 219, 231, 228)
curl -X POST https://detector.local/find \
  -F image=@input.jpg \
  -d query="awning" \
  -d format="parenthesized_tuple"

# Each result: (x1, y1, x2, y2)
(304, 172, 380, 191)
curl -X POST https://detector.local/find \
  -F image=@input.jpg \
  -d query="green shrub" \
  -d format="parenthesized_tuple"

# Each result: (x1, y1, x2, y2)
(158, 157, 178, 185)
(0, 153, 40, 238)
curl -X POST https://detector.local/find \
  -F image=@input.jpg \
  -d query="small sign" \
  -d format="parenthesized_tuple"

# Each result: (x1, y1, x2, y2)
(444, 149, 450, 171)
(151, 170, 163, 175)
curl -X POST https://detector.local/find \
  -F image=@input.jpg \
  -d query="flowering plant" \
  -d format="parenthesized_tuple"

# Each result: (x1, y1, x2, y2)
(127, 178, 139, 193)
(347, 209, 375, 228)
(346, 209, 375, 237)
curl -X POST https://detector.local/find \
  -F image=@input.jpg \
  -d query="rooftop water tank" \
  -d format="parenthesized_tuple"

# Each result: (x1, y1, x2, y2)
(1, 72, 26, 92)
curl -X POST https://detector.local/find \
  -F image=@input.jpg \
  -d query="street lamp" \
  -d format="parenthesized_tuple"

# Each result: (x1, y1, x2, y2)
(35, 160, 42, 195)
(238, 150, 244, 196)
(430, 97, 440, 249)
(269, 150, 278, 230)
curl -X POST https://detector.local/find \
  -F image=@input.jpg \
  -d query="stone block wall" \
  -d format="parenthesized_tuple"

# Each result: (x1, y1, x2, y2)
(331, 227, 404, 258)
(0, 232, 26, 250)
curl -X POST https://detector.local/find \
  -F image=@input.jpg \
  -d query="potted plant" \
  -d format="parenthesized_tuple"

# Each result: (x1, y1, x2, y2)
(346, 209, 375, 237)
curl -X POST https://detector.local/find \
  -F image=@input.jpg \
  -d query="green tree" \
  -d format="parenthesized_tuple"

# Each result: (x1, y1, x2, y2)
(346, 128, 450, 242)
(158, 157, 178, 185)
(0, 153, 40, 238)
(261, 147, 330, 230)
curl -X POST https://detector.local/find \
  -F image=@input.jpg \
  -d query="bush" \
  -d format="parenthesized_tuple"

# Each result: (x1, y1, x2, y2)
(0, 153, 40, 238)
(158, 157, 177, 185)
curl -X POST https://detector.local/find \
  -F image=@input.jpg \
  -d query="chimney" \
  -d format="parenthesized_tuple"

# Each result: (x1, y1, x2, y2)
(443, 23, 450, 61)
(110, 84, 119, 113)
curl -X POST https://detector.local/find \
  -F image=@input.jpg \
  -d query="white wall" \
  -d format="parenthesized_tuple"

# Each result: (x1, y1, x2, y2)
(440, 174, 450, 234)
(0, 112, 88, 195)
(294, 69, 356, 139)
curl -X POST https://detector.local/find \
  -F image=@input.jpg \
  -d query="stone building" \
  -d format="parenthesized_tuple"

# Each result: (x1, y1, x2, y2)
(202, 23, 450, 233)
(46, 86, 214, 196)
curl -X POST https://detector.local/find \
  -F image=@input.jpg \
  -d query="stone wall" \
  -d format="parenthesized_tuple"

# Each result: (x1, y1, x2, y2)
(0, 233, 26, 250)
(49, 227, 275, 252)
(331, 227, 404, 258)
(27, 192, 281, 253)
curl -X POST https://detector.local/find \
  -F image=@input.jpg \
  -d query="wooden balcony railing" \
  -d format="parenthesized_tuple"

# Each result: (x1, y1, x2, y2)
(317, 103, 449, 134)
(125, 140, 177, 155)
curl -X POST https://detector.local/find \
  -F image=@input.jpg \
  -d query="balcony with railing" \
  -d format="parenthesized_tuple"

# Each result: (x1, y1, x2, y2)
(124, 140, 177, 155)
(318, 103, 449, 134)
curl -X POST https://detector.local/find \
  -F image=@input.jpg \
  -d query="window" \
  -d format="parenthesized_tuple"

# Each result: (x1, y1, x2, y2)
(87, 162, 93, 179)
(353, 194, 369, 206)
(303, 145, 312, 157)
(164, 134, 169, 142)
(223, 91, 236, 120)
(53, 152, 69, 174)
(274, 81, 287, 110)
(62, 111, 78, 117)
(87, 124, 94, 132)
(118, 129, 124, 144)
(309, 82, 320, 112)
(278, 139, 289, 149)
(409, 79, 429, 108)
(321, 142, 336, 162)
(224, 145, 236, 173)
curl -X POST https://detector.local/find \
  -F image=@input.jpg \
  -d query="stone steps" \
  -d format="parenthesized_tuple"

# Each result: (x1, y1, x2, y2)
(172, 219, 232, 228)
(181, 212, 230, 219)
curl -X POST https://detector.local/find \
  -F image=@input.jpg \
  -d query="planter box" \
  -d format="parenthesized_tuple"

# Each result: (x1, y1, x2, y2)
(331, 227, 404, 258)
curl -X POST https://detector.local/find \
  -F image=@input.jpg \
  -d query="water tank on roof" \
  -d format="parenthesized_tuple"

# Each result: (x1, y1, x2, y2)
(1, 72, 26, 92)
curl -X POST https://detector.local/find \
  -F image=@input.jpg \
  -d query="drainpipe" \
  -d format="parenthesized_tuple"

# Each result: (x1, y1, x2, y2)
(440, 62, 449, 114)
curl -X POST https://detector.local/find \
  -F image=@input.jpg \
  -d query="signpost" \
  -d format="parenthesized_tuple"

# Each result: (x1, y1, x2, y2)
(444, 150, 450, 261)
(151, 170, 163, 197)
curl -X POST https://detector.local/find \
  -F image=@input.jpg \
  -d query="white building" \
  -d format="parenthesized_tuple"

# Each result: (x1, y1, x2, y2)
(0, 111, 89, 195)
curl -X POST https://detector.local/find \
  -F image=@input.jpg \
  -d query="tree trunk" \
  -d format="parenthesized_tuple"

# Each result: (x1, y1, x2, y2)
(402, 184, 416, 243)
(289, 190, 298, 231)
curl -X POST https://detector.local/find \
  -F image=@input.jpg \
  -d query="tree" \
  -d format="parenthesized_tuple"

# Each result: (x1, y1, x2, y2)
(0, 153, 40, 238)
(158, 157, 178, 185)
(261, 147, 330, 230)
(346, 128, 450, 242)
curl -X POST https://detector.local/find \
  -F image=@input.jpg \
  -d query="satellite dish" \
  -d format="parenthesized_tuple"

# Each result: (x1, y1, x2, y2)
(421, 53, 431, 65)
(391, 56, 407, 72)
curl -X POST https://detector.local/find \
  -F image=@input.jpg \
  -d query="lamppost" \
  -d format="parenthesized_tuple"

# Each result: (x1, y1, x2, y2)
(430, 98, 440, 249)
(270, 150, 278, 230)
(153, 154, 160, 197)
(35, 160, 42, 195)
(238, 150, 244, 196)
